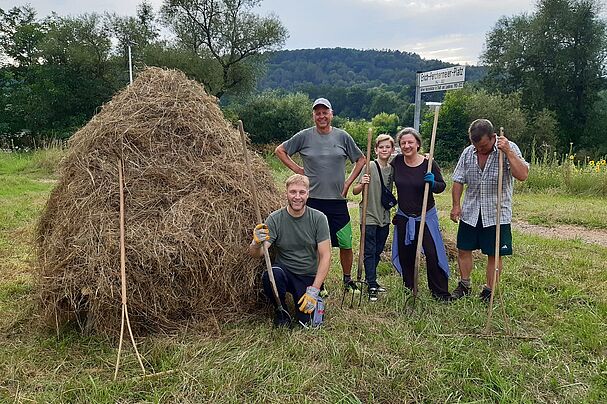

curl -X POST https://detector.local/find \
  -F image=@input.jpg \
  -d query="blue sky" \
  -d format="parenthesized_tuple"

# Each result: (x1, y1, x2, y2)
(3, 0, 539, 65)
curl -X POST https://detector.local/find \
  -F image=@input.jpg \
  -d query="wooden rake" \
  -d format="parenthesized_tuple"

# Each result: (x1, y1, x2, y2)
(484, 127, 510, 334)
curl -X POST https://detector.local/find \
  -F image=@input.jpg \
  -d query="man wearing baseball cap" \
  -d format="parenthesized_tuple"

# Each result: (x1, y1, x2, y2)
(275, 98, 366, 292)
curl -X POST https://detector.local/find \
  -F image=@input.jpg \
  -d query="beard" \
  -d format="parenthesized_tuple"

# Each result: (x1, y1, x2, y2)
(287, 199, 306, 214)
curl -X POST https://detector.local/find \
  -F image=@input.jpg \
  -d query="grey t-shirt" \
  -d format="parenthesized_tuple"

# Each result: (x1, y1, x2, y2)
(357, 160, 394, 227)
(266, 206, 330, 276)
(281, 127, 363, 199)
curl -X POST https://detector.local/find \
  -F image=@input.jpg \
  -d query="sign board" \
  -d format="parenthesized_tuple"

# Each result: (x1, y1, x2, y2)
(419, 66, 466, 89)
(413, 65, 466, 130)
(420, 81, 464, 93)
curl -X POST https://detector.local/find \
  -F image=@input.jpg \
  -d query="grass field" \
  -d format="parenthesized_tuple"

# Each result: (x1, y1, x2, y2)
(1, 150, 606, 403)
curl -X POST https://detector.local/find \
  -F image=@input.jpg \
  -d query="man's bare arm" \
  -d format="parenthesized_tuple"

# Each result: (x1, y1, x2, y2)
(275, 144, 304, 174)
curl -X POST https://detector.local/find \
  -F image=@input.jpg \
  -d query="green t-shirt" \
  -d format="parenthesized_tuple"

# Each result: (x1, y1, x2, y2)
(281, 127, 363, 200)
(265, 206, 330, 276)
(357, 159, 394, 226)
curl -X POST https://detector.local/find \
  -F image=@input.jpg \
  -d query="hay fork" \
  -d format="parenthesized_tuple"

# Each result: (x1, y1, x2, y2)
(404, 102, 441, 313)
(484, 127, 510, 334)
(341, 128, 373, 308)
(238, 121, 292, 324)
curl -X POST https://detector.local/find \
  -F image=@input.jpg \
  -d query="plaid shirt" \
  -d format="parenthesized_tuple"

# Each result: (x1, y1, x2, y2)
(452, 141, 527, 227)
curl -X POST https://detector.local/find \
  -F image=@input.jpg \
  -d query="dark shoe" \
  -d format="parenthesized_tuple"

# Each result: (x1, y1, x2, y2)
(368, 288, 379, 302)
(344, 280, 361, 294)
(479, 286, 493, 303)
(273, 310, 291, 328)
(433, 294, 454, 303)
(376, 283, 387, 293)
(451, 281, 471, 300)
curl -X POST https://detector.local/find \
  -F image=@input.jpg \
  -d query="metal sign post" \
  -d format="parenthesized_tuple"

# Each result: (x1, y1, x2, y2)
(414, 71, 422, 131)
(128, 43, 133, 85)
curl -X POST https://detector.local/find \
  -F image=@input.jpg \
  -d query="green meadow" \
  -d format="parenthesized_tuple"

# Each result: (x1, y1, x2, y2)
(0, 150, 606, 403)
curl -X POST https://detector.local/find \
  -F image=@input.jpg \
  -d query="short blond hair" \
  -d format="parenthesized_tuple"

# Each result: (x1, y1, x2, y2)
(285, 174, 310, 189)
(375, 134, 394, 148)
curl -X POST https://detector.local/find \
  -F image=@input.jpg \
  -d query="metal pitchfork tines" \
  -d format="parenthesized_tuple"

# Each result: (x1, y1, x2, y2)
(341, 128, 373, 308)
(238, 120, 292, 325)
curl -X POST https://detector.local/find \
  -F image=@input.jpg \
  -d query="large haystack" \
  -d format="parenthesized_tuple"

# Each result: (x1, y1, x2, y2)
(37, 67, 282, 335)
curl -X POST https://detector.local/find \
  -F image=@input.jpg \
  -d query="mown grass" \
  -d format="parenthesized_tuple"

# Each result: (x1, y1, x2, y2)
(0, 150, 606, 402)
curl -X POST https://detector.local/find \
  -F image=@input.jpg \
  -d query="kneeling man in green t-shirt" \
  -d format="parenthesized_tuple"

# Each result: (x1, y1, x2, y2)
(249, 174, 331, 327)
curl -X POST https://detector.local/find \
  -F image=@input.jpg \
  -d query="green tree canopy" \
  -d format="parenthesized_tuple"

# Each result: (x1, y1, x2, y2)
(161, 0, 287, 98)
(421, 88, 556, 164)
(482, 0, 607, 148)
(0, 5, 46, 67)
(231, 91, 311, 144)
(371, 112, 399, 136)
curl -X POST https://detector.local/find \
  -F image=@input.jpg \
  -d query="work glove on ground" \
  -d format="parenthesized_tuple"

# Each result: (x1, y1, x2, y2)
(253, 223, 270, 244)
(423, 172, 435, 190)
(298, 286, 320, 314)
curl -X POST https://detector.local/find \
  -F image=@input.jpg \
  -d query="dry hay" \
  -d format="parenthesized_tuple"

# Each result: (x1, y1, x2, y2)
(36, 67, 282, 336)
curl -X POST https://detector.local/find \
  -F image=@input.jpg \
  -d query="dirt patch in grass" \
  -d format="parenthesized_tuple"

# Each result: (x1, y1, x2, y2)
(513, 220, 607, 247)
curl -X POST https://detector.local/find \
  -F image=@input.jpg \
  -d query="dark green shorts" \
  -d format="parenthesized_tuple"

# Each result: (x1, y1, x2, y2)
(456, 217, 512, 256)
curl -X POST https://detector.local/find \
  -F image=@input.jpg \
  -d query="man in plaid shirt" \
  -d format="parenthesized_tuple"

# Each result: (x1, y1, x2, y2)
(450, 119, 529, 302)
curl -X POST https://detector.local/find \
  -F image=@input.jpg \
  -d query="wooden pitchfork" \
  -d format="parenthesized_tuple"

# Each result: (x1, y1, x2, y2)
(484, 127, 510, 334)
(405, 102, 441, 311)
(341, 128, 373, 308)
(113, 158, 146, 380)
(238, 121, 292, 324)
(437, 128, 538, 340)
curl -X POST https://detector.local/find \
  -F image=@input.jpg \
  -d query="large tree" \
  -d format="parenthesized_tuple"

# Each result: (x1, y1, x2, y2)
(0, 5, 47, 67)
(161, 0, 287, 98)
(106, 1, 160, 63)
(0, 9, 122, 139)
(482, 0, 607, 148)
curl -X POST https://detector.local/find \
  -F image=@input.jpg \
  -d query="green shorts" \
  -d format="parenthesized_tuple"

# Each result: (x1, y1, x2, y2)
(307, 198, 353, 249)
(457, 216, 512, 256)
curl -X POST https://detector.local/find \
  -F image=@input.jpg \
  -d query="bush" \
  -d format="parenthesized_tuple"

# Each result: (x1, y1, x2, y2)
(231, 91, 312, 144)
(342, 119, 372, 151)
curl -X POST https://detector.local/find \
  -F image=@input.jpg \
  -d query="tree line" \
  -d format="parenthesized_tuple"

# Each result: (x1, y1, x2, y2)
(1, 0, 606, 161)
(0, 0, 286, 141)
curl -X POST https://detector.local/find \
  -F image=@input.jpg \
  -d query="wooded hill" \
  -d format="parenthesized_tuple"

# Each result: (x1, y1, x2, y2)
(258, 48, 486, 92)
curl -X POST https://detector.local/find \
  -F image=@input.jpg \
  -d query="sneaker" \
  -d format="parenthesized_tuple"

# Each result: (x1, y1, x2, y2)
(479, 286, 493, 303)
(273, 310, 291, 328)
(344, 280, 361, 294)
(376, 283, 387, 293)
(451, 281, 471, 300)
(368, 288, 379, 302)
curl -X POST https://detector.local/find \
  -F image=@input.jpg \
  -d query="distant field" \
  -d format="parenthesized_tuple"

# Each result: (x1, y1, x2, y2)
(0, 150, 605, 403)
